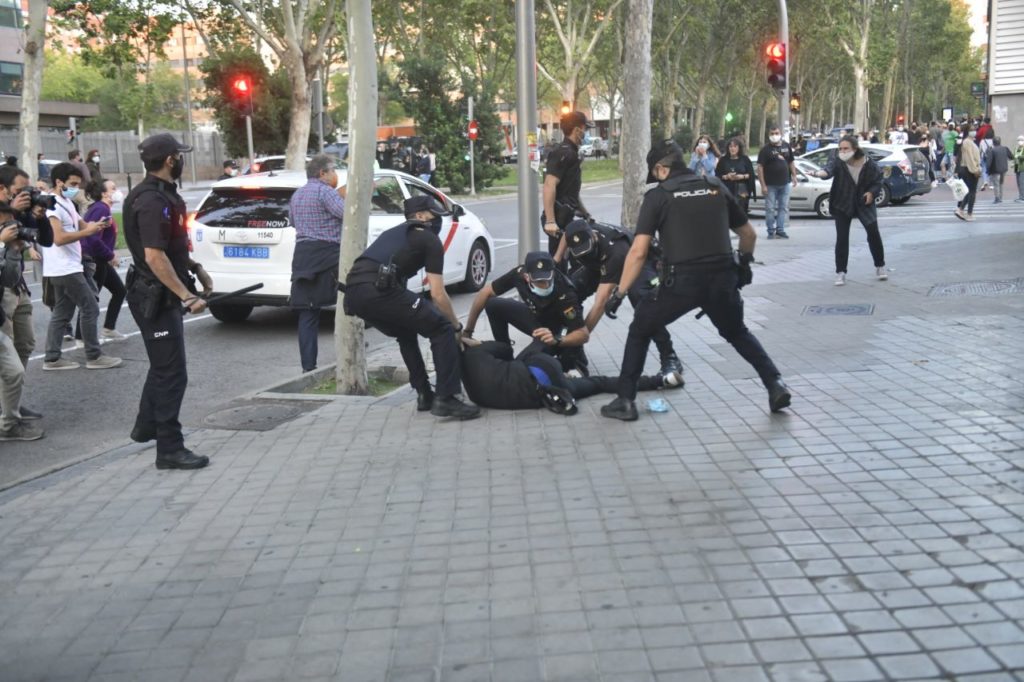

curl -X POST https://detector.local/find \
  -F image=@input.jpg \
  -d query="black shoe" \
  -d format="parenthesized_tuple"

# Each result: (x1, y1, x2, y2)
(601, 397, 639, 421)
(131, 423, 156, 443)
(416, 388, 435, 412)
(767, 378, 792, 413)
(539, 385, 578, 415)
(18, 406, 43, 420)
(156, 449, 210, 470)
(660, 353, 683, 376)
(430, 396, 482, 420)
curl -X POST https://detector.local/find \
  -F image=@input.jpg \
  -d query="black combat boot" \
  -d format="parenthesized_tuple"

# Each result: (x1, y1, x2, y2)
(156, 449, 210, 470)
(660, 352, 683, 377)
(416, 387, 435, 412)
(766, 377, 792, 413)
(601, 397, 639, 421)
(431, 396, 482, 420)
(130, 422, 156, 443)
(539, 385, 578, 415)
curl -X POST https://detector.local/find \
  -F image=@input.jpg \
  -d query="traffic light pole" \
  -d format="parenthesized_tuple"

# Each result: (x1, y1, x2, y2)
(245, 90, 255, 167)
(778, 0, 790, 138)
(468, 96, 476, 196)
(515, 0, 540, 256)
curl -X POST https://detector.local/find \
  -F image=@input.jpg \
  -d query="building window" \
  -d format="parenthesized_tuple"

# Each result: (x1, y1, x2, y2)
(0, 61, 23, 95)
(0, 0, 21, 29)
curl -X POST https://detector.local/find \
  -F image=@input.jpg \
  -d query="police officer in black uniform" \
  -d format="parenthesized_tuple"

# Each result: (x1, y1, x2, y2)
(461, 340, 676, 415)
(601, 139, 791, 421)
(123, 133, 213, 469)
(542, 111, 594, 258)
(560, 219, 684, 384)
(463, 251, 590, 374)
(344, 195, 480, 420)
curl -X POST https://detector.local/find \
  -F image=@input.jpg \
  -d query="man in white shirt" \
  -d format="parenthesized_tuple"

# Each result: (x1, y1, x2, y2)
(41, 163, 121, 370)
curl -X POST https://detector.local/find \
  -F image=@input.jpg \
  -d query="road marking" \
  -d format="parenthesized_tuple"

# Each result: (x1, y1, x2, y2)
(26, 313, 213, 363)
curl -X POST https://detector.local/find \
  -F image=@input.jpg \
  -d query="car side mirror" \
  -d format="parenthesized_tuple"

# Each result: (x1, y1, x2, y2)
(452, 203, 466, 218)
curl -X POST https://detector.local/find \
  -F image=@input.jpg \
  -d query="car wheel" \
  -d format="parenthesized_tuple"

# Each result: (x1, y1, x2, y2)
(814, 194, 831, 218)
(209, 303, 254, 323)
(890, 196, 910, 205)
(458, 240, 490, 293)
(875, 184, 891, 207)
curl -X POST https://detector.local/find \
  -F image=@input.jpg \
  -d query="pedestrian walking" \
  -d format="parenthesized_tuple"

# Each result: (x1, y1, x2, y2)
(600, 139, 790, 421)
(688, 135, 719, 177)
(123, 134, 211, 470)
(342, 195, 480, 420)
(983, 137, 1012, 204)
(756, 126, 798, 239)
(955, 128, 981, 222)
(542, 111, 594, 257)
(1014, 135, 1024, 202)
(86, 149, 104, 185)
(81, 179, 127, 339)
(716, 137, 756, 214)
(288, 155, 347, 373)
(813, 136, 887, 286)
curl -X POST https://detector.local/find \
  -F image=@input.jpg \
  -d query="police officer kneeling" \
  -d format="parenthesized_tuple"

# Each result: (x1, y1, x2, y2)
(601, 139, 791, 421)
(344, 196, 480, 420)
(124, 134, 212, 469)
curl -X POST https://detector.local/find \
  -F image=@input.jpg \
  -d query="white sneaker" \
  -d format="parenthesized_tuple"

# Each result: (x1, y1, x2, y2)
(834, 272, 846, 286)
(101, 328, 126, 340)
(85, 355, 122, 370)
(876, 267, 888, 281)
(43, 358, 80, 371)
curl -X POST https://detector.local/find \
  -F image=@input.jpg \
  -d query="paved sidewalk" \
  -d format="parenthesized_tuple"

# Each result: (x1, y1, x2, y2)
(1, 210, 1023, 682)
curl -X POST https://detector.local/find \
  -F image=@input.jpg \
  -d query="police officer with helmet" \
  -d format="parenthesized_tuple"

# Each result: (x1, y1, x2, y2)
(463, 251, 590, 374)
(601, 139, 791, 421)
(560, 218, 683, 384)
(343, 195, 480, 420)
(123, 133, 214, 469)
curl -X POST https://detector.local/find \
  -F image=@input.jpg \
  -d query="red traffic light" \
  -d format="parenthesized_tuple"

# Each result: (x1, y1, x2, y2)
(468, 120, 479, 141)
(765, 42, 785, 60)
(232, 76, 251, 95)
(765, 41, 787, 90)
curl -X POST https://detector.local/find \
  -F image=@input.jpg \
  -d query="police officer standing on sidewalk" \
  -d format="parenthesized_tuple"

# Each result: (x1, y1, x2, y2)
(344, 196, 480, 420)
(123, 134, 212, 469)
(542, 111, 594, 257)
(601, 140, 791, 421)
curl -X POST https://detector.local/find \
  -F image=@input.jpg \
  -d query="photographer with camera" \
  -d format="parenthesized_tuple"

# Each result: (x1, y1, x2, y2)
(41, 163, 121, 371)
(0, 166, 52, 374)
(0, 202, 44, 440)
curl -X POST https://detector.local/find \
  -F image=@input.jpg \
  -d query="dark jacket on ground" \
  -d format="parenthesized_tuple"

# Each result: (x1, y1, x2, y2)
(290, 239, 340, 308)
(820, 155, 883, 224)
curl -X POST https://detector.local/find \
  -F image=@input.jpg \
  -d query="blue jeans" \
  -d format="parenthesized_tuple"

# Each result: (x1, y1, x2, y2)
(764, 183, 791, 235)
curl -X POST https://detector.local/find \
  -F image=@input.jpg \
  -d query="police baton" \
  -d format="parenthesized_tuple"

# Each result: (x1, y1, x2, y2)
(184, 283, 264, 314)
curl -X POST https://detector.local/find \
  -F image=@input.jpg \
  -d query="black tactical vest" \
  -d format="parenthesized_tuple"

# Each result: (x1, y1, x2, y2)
(654, 173, 733, 265)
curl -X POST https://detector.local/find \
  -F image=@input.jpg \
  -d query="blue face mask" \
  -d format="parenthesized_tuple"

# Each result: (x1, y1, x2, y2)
(529, 281, 554, 297)
(62, 187, 79, 200)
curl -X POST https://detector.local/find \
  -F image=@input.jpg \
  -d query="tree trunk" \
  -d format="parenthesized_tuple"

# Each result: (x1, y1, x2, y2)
(335, 0, 377, 395)
(880, 69, 895, 129)
(758, 98, 769, 146)
(285, 56, 312, 170)
(692, 84, 707, 136)
(619, 0, 652, 229)
(19, 0, 47, 183)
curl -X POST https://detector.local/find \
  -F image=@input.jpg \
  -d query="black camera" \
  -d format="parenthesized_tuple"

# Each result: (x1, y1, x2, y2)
(21, 189, 57, 211)
(16, 225, 39, 242)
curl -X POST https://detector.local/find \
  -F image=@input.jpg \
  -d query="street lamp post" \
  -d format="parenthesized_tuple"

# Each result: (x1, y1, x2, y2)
(515, 0, 540, 256)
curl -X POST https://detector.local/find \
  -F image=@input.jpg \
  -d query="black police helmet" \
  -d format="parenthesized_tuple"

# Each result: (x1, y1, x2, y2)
(564, 219, 595, 258)
(646, 139, 683, 183)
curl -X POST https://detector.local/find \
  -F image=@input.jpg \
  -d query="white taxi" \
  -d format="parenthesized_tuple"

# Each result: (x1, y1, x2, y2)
(189, 169, 495, 322)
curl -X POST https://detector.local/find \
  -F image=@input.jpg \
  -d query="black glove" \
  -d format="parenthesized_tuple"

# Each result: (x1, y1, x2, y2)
(736, 251, 754, 289)
(605, 286, 625, 319)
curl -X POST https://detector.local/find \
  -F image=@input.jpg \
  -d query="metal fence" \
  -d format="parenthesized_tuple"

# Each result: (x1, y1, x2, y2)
(0, 129, 228, 181)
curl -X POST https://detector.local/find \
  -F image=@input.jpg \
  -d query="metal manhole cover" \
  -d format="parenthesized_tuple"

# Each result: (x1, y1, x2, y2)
(203, 401, 323, 431)
(802, 304, 875, 316)
(928, 278, 1024, 297)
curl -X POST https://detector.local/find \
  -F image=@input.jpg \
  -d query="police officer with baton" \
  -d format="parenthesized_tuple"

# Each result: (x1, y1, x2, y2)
(123, 134, 212, 469)
(601, 139, 791, 421)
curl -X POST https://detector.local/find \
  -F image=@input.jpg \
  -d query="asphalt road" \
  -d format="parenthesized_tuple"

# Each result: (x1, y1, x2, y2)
(2, 177, 1018, 489)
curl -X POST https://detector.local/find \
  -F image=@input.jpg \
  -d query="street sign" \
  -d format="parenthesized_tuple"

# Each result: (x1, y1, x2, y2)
(942, 106, 953, 121)
(970, 81, 985, 98)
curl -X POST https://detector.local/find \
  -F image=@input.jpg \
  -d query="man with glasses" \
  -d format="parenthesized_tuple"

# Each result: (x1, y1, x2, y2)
(288, 154, 348, 373)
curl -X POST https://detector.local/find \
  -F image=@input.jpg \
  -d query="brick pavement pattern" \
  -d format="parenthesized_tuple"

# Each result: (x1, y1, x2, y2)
(1, 210, 1023, 681)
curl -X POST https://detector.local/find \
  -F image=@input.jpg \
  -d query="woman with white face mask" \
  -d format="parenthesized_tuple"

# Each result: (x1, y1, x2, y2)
(688, 135, 721, 177)
(86, 149, 103, 186)
(81, 179, 127, 339)
(814, 135, 887, 286)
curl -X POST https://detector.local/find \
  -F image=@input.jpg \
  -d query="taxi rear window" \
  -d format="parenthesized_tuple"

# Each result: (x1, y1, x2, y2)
(195, 188, 295, 228)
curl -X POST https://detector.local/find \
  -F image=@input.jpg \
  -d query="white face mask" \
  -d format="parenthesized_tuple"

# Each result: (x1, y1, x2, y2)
(91, 156, 100, 163)
(110, 189, 124, 203)
(838, 150, 854, 162)
(697, 142, 709, 151)
(769, 134, 781, 144)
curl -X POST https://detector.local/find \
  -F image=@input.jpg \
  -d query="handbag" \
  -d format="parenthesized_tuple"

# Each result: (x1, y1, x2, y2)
(949, 177, 969, 202)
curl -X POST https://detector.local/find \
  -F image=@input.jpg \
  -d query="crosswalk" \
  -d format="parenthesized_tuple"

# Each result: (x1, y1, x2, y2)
(877, 198, 1024, 221)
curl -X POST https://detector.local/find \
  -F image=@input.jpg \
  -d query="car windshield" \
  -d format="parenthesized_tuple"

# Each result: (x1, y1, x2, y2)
(196, 188, 295, 228)
(256, 158, 287, 172)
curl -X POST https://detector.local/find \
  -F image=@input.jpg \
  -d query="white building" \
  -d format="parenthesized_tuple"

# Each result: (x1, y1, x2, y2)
(987, 0, 1024, 136)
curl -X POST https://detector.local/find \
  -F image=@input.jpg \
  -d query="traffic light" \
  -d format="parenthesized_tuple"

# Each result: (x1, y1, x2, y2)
(724, 112, 734, 123)
(789, 93, 801, 114)
(560, 100, 571, 116)
(232, 76, 251, 96)
(467, 120, 479, 141)
(765, 42, 786, 90)
(229, 74, 254, 115)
